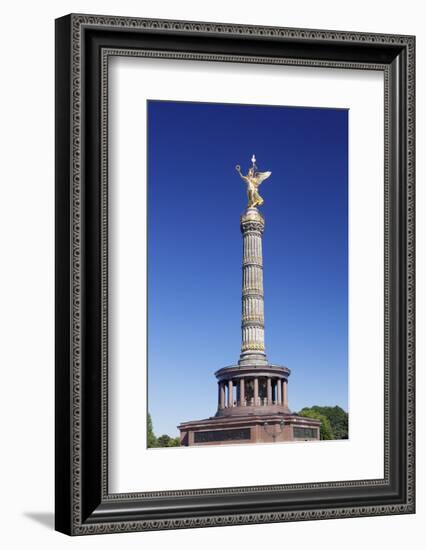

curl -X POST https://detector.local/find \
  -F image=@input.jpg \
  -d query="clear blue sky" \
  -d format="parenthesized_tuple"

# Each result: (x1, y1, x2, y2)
(147, 100, 348, 437)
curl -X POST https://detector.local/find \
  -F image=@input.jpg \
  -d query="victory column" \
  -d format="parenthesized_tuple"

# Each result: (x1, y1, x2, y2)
(178, 156, 320, 445)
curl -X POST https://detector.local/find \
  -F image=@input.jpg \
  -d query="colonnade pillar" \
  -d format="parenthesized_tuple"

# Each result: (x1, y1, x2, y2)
(283, 379, 288, 408)
(240, 379, 245, 405)
(219, 382, 225, 409)
(267, 378, 272, 404)
(217, 376, 288, 410)
(228, 379, 234, 407)
(277, 378, 282, 405)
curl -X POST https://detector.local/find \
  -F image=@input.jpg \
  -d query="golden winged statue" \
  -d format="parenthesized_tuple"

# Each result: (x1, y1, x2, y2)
(236, 155, 271, 208)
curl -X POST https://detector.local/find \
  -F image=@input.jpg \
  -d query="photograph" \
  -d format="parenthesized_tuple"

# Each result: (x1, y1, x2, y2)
(146, 100, 349, 448)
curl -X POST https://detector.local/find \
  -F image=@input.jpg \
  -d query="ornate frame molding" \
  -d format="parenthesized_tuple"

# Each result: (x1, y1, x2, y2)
(55, 14, 415, 535)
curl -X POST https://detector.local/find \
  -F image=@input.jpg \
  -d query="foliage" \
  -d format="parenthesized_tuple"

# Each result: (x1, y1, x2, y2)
(156, 434, 181, 447)
(319, 405, 348, 439)
(147, 413, 157, 448)
(298, 405, 348, 440)
(147, 413, 181, 448)
(298, 408, 333, 440)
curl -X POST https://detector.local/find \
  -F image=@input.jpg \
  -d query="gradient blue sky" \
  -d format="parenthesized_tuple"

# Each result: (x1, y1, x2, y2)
(147, 100, 348, 437)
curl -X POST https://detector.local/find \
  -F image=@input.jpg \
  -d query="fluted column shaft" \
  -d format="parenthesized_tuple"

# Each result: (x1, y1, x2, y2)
(239, 208, 267, 366)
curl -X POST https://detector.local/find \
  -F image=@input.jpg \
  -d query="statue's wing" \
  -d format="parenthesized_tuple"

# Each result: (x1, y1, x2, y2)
(255, 171, 272, 185)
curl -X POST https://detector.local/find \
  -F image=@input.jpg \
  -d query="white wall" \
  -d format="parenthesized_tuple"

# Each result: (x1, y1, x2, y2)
(0, 0, 423, 548)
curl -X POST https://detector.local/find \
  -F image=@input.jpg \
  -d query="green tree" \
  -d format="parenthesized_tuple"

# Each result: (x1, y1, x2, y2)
(156, 434, 181, 447)
(320, 406, 348, 439)
(148, 414, 181, 447)
(147, 413, 157, 448)
(156, 434, 172, 447)
(310, 406, 348, 439)
(298, 406, 349, 440)
(298, 408, 333, 440)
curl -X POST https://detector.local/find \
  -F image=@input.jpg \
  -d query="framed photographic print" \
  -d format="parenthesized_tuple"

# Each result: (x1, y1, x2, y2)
(55, 14, 415, 535)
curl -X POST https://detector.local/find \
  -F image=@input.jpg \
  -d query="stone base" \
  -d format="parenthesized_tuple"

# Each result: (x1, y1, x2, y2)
(215, 402, 291, 417)
(178, 413, 321, 446)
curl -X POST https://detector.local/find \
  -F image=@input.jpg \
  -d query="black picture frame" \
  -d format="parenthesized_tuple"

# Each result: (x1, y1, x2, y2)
(55, 13, 415, 535)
